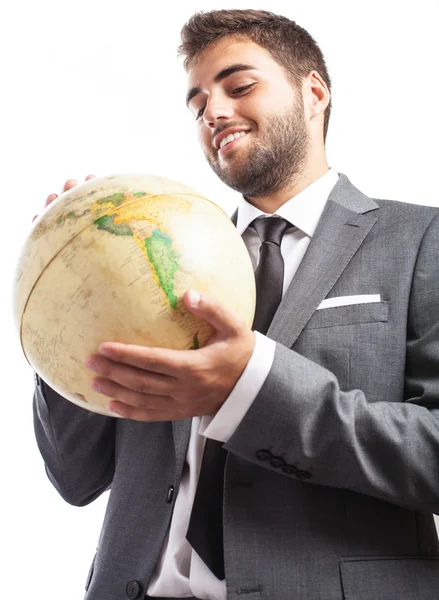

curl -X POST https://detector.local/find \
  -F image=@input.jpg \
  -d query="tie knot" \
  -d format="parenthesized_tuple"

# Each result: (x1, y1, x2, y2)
(251, 217, 290, 246)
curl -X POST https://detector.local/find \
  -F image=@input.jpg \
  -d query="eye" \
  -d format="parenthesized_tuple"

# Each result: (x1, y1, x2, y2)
(196, 106, 205, 120)
(231, 84, 254, 95)
(194, 84, 255, 121)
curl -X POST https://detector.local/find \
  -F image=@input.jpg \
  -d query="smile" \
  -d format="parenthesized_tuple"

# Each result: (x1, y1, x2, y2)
(219, 131, 250, 154)
(219, 130, 248, 149)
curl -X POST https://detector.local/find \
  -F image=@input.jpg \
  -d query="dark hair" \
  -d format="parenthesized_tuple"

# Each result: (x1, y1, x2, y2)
(178, 9, 332, 142)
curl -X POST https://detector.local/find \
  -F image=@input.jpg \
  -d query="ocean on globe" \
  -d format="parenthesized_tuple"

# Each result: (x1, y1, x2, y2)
(14, 174, 256, 416)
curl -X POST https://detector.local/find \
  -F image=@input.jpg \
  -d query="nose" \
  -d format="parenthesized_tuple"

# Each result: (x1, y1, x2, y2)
(203, 94, 235, 129)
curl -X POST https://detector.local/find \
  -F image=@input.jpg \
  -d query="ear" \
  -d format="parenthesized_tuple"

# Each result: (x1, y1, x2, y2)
(303, 70, 330, 121)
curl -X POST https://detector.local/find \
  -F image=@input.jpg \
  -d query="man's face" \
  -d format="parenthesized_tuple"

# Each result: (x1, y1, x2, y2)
(186, 37, 310, 199)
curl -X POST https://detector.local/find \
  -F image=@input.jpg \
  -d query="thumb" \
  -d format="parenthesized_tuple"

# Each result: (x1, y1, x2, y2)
(183, 290, 240, 338)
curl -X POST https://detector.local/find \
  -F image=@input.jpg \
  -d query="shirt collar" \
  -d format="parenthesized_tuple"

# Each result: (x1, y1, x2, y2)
(236, 168, 339, 237)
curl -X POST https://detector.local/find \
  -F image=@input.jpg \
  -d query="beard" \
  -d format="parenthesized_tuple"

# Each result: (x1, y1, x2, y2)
(205, 100, 310, 199)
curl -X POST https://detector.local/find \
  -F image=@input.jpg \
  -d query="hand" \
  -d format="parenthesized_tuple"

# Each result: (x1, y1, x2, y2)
(32, 174, 96, 222)
(84, 290, 256, 421)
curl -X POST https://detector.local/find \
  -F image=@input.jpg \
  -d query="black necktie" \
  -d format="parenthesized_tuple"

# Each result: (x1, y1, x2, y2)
(251, 217, 290, 334)
(186, 216, 289, 580)
(186, 437, 227, 580)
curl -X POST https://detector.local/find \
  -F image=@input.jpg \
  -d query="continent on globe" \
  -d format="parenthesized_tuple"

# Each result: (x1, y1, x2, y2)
(14, 174, 256, 416)
(144, 229, 180, 310)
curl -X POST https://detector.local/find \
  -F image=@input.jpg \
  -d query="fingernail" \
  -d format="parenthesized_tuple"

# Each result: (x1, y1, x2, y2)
(84, 358, 96, 370)
(91, 379, 102, 392)
(98, 345, 114, 357)
(188, 290, 201, 307)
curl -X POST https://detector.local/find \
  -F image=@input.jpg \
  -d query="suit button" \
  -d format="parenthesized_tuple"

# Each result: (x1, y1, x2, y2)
(296, 470, 312, 481)
(256, 449, 272, 461)
(269, 456, 285, 468)
(126, 580, 141, 599)
(282, 464, 299, 475)
(166, 485, 174, 503)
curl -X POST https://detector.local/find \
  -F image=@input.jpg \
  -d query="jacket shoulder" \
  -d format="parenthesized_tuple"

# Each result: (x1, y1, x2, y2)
(373, 197, 439, 218)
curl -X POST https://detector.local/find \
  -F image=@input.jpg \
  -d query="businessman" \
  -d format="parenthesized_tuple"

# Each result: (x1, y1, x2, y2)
(34, 9, 439, 600)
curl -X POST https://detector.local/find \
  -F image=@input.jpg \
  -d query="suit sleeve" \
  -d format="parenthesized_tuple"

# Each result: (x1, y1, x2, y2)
(225, 213, 439, 514)
(33, 377, 116, 506)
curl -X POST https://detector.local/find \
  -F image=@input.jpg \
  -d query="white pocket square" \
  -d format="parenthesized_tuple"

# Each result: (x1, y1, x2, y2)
(317, 294, 381, 310)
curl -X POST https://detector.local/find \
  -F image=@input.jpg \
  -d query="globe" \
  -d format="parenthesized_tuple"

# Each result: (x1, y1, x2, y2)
(14, 174, 256, 417)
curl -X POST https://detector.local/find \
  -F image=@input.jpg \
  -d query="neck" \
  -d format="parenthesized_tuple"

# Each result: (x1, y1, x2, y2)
(245, 156, 330, 214)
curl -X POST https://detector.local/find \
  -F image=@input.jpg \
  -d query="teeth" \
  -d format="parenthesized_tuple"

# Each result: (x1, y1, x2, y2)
(219, 131, 247, 149)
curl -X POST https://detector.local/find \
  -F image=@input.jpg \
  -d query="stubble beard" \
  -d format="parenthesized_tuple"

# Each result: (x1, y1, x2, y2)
(206, 103, 310, 199)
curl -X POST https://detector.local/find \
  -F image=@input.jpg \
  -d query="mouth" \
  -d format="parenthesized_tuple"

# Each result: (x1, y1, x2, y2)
(218, 131, 250, 156)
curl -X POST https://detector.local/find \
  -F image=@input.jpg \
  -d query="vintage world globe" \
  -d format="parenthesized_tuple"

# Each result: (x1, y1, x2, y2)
(14, 174, 256, 416)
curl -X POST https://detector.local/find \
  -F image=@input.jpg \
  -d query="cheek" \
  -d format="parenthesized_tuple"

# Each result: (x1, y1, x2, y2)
(236, 97, 265, 129)
(251, 87, 295, 118)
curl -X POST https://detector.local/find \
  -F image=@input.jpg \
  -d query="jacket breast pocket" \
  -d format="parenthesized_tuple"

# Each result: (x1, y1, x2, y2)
(340, 556, 439, 599)
(306, 301, 390, 330)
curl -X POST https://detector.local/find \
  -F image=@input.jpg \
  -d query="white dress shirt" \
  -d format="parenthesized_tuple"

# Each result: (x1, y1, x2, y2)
(146, 168, 339, 599)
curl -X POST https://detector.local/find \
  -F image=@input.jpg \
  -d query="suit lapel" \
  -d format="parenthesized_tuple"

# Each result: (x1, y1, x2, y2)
(268, 199, 377, 347)
(233, 173, 380, 348)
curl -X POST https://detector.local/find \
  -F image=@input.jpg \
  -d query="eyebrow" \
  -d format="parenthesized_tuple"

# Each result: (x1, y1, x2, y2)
(186, 63, 256, 107)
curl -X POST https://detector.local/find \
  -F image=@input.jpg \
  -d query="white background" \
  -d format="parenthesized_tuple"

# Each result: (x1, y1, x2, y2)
(2, 1, 439, 598)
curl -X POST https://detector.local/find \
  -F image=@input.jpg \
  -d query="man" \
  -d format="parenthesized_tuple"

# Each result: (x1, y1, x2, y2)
(34, 9, 439, 600)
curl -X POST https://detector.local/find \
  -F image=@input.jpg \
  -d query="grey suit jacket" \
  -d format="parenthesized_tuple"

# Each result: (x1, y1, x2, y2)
(33, 173, 439, 599)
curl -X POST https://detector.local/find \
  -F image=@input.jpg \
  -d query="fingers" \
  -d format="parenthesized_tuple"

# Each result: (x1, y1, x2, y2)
(34, 174, 97, 222)
(61, 178, 78, 194)
(109, 400, 173, 421)
(86, 354, 175, 395)
(34, 192, 59, 220)
(44, 193, 59, 208)
(92, 378, 172, 411)
(183, 290, 241, 338)
(61, 174, 95, 192)
(97, 341, 193, 376)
